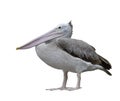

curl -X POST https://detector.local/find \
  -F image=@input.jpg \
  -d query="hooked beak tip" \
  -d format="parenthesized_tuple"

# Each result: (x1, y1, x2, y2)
(16, 47, 19, 50)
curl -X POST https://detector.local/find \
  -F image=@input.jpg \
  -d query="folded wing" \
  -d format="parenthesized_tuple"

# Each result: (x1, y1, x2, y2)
(56, 38, 111, 70)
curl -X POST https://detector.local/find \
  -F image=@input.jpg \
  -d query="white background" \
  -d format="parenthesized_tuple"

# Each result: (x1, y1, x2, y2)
(0, 0, 120, 101)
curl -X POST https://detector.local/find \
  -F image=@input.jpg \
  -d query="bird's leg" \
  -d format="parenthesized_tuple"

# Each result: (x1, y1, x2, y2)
(60, 71, 68, 89)
(64, 73, 81, 91)
(46, 71, 68, 91)
(76, 73, 81, 89)
(66, 73, 81, 91)
(46, 72, 81, 91)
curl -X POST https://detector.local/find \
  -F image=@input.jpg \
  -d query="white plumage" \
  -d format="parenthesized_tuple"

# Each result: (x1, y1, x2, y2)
(17, 21, 111, 90)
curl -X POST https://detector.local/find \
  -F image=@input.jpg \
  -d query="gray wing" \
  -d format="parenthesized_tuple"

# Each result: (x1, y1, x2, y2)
(56, 38, 101, 65)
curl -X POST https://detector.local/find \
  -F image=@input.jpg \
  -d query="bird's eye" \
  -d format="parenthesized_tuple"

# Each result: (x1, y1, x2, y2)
(58, 26, 62, 29)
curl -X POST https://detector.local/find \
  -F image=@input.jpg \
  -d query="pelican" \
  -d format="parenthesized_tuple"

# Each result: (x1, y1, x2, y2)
(16, 21, 112, 91)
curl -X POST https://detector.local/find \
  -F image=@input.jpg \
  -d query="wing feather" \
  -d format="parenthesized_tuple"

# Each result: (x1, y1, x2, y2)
(56, 38, 101, 64)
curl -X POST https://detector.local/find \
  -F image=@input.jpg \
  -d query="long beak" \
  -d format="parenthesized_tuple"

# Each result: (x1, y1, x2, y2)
(16, 29, 63, 50)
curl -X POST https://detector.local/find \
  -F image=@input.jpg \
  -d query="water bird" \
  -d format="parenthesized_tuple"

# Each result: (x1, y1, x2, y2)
(16, 21, 112, 91)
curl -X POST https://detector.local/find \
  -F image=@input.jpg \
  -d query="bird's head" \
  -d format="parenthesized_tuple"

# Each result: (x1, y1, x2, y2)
(55, 21, 73, 38)
(16, 21, 73, 50)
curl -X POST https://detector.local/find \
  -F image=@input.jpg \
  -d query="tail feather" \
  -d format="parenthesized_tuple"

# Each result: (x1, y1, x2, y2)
(99, 55, 112, 70)
(103, 69, 112, 76)
(98, 55, 112, 76)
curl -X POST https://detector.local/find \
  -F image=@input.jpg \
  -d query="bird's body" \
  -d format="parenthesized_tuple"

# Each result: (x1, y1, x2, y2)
(36, 42, 90, 73)
(17, 21, 112, 90)
(35, 39, 103, 73)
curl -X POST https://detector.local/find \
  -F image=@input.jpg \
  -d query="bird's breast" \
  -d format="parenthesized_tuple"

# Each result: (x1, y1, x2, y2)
(35, 42, 77, 72)
(35, 42, 92, 73)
